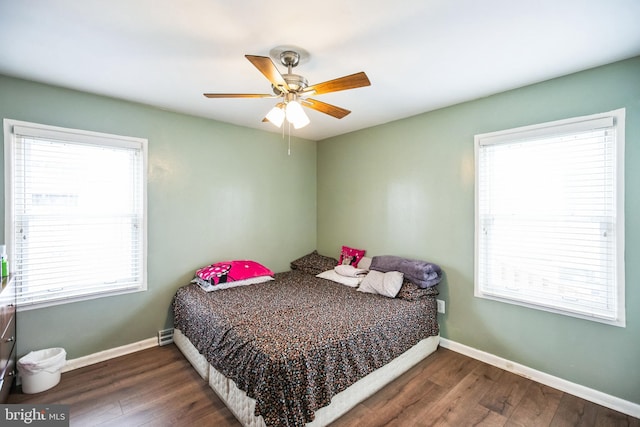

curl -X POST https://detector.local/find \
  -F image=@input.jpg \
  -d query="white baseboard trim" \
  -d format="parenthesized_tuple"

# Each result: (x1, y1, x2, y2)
(62, 337, 158, 373)
(439, 337, 640, 419)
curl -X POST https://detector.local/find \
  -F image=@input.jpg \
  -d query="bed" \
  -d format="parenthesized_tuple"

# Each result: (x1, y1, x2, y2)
(172, 253, 441, 427)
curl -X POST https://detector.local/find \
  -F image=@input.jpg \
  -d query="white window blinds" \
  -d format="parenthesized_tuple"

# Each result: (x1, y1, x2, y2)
(474, 109, 625, 326)
(4, 120, 147, 309)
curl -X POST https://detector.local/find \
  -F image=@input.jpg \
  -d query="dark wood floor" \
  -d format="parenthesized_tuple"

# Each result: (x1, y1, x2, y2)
(8, 344, 639, 426)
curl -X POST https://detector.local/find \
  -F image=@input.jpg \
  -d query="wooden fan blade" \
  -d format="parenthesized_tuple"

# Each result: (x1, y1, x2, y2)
(303, 72, 370, 96)
(245, 55, 290, 93)
(302, 98, 351, 119)
(203, 93, 274, 98)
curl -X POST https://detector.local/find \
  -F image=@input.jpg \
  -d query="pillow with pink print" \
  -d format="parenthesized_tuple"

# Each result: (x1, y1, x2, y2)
(196, 260, 274, 286)
(337, 245, 366, 268)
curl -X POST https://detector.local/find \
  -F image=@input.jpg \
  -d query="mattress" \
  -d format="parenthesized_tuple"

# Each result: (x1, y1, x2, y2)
(173, 270, 439, 426)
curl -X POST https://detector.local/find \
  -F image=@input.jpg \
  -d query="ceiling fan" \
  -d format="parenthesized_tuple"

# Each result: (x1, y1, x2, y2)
(204, 49, 371, 129)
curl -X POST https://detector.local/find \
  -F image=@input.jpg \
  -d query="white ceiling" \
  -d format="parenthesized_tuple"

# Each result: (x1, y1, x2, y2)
(1, 0, 639, 141)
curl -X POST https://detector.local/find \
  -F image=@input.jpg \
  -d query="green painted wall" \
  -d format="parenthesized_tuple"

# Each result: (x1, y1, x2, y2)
(317, 56, 640, 405)
(2, 56, 639, 407)
(0, 75, 317, 359)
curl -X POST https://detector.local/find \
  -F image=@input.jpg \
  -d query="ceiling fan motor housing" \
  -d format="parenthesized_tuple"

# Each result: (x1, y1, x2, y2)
(271, 50, 309, 96)
(272, 73, 308, 95)
(270, 50, 309, 95)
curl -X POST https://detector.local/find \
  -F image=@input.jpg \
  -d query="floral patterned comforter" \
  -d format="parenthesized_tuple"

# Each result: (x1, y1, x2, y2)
(173, 270, 439, 427)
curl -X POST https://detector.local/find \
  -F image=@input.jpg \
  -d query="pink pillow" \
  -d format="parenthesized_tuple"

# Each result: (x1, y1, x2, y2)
(338, 246, 366, 267)
(196, 260, 274, 286)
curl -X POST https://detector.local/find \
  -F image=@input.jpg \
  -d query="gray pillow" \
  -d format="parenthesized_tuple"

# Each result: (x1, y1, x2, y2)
(357, 270, 404, 298)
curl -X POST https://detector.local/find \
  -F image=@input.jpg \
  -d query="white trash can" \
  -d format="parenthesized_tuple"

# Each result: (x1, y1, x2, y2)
(18, 347, 67, 394)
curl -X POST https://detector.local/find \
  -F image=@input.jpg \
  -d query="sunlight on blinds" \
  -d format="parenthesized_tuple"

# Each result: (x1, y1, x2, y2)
(6, 121, 147, 308)
(474, 110, 624, 326)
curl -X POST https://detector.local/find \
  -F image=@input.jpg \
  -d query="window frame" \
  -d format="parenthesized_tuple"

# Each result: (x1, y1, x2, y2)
(474, 109, 625, 327)
(4, 119, 148, 310)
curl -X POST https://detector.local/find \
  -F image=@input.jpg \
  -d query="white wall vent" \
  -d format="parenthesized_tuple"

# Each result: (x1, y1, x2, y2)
(157, 328, 174, 346)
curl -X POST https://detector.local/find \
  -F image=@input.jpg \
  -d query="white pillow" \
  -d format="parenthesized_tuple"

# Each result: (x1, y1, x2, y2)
(357, 270, 404, 298)
(192, 275, 274, 292)
(358, 256, 372, 270)
(334, 264, 368, 277)
(316, 269, 364, 287)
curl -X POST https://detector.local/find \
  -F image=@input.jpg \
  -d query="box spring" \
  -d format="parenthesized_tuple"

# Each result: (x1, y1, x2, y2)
(173, 328, 439, 427)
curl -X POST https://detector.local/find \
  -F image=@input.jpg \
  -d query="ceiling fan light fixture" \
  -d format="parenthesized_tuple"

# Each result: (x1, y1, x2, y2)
(265, 105, 285, 128)
(204, 48, 371, 134)
(286, 100, 310, 129)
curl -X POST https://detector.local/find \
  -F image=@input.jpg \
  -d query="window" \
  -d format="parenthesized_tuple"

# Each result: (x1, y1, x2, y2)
(4, 119, 147, 309)
(474, 109, 625, 327)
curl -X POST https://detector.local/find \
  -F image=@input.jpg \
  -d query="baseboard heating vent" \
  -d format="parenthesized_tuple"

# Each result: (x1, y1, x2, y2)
(157, 328, 174, 346)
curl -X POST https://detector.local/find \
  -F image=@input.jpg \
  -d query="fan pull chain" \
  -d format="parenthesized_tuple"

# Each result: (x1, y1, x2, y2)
(287, 121, 291, 156)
